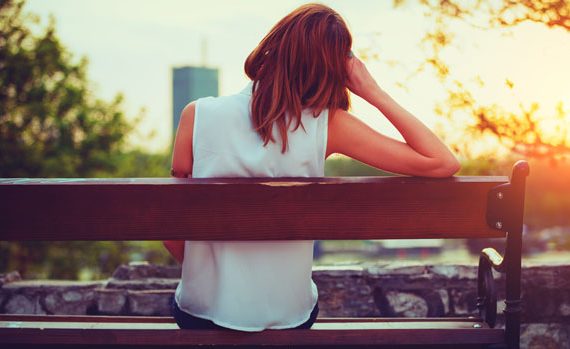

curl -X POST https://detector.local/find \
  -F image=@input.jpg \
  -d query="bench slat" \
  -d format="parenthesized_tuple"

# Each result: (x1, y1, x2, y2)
(0, 314, 484, 323)
(0, 176, 507, 240)
(0, 318, 504, 346)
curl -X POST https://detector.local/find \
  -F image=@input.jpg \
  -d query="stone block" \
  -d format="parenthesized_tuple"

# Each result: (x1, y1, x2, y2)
(385, 291, 429, 317)
(44, 290, 95, 315)
(313, 266, 378, 317)
(106, 278, 179, 290)
(448, 288, 478, 316)
(96, 288, 127, 315)
(1, 280, 103, 315)
(523, 288, 570, 322)
(559, 302, 570, 316)
(0, 271, 21, 287)
(112, 262, 181, 280)
(438, 289, 450, 314)
(4, 294, 45, 314)
(521, 323, 570, 349)
(429, 264, 477, 280)
(127, 289, 174, 316)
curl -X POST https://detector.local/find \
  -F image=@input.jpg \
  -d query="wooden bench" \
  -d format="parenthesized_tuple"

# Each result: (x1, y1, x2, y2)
(0, 160, 529, 348)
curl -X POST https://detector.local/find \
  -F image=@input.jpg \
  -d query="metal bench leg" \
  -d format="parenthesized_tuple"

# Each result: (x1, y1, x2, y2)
(504, 225, 523, 349)
(484, 160, 529, 349)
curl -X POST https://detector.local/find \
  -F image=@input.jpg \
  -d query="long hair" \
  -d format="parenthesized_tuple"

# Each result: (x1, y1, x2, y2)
(244, 3, 352, 153)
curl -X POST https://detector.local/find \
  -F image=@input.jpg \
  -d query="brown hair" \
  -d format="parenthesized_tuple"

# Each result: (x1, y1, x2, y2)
(244, 3, 352, 153)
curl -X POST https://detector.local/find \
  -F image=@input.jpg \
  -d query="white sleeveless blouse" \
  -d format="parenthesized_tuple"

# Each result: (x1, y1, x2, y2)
(174, 81, 328, 331)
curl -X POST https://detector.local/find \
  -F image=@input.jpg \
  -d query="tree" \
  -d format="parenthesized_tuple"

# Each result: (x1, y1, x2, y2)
(0, 0, 174, 279)
(392, 0, 570, 161)
(0, 0, 139, 177)
(379, 1, 570, 231)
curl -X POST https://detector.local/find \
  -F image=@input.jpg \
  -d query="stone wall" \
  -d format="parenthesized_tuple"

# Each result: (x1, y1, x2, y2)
(1, 262, 569, 348)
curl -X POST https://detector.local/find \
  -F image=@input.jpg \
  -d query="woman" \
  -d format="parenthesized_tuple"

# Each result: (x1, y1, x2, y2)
(164, 3, 460, 331)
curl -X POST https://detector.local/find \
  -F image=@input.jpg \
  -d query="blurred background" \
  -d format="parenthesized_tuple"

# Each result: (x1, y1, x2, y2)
(1, 0, 569, 280)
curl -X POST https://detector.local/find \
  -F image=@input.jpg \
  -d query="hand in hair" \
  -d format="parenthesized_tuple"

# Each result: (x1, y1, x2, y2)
(346, 55, 382, 104)
(328, 53, 461, 178)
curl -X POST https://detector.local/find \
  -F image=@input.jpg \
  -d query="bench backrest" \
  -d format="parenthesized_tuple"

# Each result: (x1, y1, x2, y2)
(0, 161, 529, 241)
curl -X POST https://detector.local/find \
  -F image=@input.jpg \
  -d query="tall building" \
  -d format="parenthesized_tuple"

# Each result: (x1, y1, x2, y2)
(172, 66, 219, 137)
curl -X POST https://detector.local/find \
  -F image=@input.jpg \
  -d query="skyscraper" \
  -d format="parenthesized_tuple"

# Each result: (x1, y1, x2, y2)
(172, 66, 219, 137)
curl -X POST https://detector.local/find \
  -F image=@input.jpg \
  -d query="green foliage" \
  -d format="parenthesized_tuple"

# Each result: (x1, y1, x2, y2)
(0, 241, 174, 280)
(325, 157, 392, 176)
(105, 150, 171, 178)
(392, 0, 570, 161)
(0, 0, 174, 280)
(389, 0, 570, 230)
(0, 0, 138, 177)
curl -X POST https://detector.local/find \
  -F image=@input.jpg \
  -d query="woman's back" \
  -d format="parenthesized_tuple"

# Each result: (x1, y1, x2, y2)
(173, 81, 327, 331)
(190, 82, 328, 178)
(167, 2, 460, 333)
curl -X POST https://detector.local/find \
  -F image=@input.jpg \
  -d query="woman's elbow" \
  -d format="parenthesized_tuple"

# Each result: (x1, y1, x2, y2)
(429, 158, 461, 178)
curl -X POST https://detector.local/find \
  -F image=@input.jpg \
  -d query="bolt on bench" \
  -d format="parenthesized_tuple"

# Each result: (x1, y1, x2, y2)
(0, 160, 529, 348)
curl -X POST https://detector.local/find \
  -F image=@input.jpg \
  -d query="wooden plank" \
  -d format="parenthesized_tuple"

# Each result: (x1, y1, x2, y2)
(0, 315, 176, 323)
(0, 319, 492, 330)
(0, 314, 484, 323)
(0, 176, 507, 241)
(0, 319, 504, 346)
(0, 320, 490, 330)
(0, 176, 508, 185)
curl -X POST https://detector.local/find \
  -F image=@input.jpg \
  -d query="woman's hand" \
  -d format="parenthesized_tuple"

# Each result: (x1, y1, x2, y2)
(346, 55, 382, 104)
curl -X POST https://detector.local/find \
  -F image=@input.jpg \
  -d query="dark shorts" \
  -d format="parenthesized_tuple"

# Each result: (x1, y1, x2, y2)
(171, 296, 319, 330)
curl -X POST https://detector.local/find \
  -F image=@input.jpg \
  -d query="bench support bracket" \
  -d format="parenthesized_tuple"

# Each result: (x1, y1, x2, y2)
(481, 160, 529, 349)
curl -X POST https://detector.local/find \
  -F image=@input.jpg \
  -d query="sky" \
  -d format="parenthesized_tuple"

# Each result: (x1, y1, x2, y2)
(25, 0, 570, 154)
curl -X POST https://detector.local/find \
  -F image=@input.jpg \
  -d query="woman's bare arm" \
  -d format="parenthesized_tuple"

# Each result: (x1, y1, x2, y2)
(327, 56, 460, 178)
(170, 101, 196, 178)
(163, 101, 196, 264)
